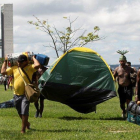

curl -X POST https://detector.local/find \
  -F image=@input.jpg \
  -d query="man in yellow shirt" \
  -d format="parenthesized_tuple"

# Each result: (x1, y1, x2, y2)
(1, 54, 40, 133)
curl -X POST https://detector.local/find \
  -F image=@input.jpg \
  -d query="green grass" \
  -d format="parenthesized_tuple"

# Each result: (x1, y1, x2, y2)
(0, 85, 140, 140)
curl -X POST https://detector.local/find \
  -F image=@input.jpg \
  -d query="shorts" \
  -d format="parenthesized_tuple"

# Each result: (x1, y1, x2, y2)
(118, 84, 133, 104)
(13, 94, 30, 116)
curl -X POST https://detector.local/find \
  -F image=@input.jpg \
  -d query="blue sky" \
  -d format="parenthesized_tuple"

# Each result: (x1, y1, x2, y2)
(0, 0, 140, 65)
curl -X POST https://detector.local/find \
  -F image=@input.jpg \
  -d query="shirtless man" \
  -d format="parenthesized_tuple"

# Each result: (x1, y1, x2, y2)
(113, 55, 134, 118)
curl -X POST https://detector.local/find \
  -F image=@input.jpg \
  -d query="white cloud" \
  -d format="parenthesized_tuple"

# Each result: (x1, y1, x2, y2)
(0, 0, 140, 65)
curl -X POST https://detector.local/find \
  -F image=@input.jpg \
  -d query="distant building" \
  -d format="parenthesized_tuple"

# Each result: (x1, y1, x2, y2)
(1, 4, 13, 58)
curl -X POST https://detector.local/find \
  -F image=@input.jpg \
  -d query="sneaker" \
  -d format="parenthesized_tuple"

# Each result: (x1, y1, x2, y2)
(35, 111, 39, 118)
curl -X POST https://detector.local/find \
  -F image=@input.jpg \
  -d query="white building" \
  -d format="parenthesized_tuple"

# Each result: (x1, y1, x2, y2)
(1, 4, 13, 57)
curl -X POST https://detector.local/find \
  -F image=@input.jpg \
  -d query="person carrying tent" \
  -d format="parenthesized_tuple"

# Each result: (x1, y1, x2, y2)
(1, 54, 40, 134)
(113, 50, 134, 119)
(32, 65, 47, 118)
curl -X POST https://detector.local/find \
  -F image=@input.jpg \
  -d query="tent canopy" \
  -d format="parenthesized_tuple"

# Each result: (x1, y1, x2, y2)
(39, 47, 116, 113)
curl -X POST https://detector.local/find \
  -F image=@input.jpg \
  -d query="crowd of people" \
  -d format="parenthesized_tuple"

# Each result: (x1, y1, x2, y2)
(0, 52, 140, 134)
(0, 75, 13, 90)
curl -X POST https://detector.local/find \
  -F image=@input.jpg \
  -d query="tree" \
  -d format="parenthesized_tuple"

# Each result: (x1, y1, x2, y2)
(28, 16, 102, 58)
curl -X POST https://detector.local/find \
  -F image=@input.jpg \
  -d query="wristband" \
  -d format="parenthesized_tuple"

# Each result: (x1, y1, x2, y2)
(135, 95, 138, 97)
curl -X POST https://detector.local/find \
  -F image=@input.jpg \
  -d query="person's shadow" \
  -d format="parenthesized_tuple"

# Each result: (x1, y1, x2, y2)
(58, 116, 125, 121)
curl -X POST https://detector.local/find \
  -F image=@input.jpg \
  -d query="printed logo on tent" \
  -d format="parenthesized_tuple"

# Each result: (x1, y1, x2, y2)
(55, 72, 62, 80)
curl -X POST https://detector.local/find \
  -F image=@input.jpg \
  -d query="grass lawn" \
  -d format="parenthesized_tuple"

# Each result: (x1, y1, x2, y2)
(0, 85, 140, 140)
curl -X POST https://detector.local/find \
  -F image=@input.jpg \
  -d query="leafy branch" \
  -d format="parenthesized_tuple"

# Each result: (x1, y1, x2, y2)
(117, 50, 129, 55)
(28, 16, 102, 57)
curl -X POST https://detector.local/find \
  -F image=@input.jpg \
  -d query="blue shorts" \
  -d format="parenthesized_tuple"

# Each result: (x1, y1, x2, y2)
(13, 95, 30, 116)
(118, 85, 133, 104)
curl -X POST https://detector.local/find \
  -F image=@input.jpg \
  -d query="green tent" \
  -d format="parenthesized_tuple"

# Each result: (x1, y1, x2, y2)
(39, 47, 117, 113)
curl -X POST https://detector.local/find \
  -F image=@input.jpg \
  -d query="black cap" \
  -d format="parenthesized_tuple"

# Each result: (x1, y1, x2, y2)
(18, 55, 27, 62)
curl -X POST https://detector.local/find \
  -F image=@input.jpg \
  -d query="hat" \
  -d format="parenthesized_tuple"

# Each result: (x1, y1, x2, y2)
(117, 50, 128, 61)
(119, 55, 127, 61)
(18, 54, 27, 62)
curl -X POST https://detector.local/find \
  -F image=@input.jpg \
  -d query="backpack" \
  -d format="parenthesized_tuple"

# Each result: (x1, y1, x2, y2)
(130, 72, 137, 87)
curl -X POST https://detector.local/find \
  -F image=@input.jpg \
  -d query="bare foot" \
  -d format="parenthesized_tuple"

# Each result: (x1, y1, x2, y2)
(21, 130, 25, 134)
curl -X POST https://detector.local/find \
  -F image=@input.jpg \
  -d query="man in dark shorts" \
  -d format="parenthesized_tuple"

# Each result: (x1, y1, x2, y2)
(32, 65, 47, 118)
(113, 53, 134, 118)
